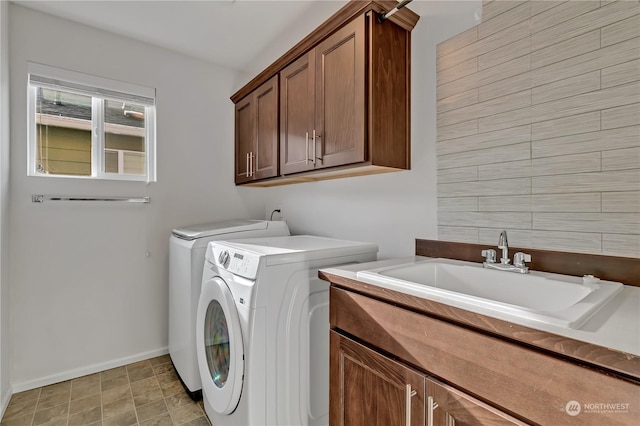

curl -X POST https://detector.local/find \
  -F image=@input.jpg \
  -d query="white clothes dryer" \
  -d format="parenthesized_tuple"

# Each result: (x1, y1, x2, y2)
(169, 219, 289, 397)
(196, 235, 377, 425)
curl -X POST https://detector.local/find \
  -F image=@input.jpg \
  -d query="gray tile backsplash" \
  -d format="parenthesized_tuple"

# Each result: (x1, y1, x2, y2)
(437, 0, 640, 257)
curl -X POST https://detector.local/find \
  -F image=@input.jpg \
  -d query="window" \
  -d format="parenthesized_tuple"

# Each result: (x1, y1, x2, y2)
(27, 63, 156, 182)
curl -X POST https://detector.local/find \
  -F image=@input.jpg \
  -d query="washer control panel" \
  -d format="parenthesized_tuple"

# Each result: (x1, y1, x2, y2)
(213, 246, 261, 280)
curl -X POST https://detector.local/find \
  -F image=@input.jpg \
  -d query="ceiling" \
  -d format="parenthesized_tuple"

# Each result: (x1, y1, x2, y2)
(12, 0, 481, 72)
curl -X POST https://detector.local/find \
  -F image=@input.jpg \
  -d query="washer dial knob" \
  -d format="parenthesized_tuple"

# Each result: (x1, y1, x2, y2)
(218, 250, 231, 268)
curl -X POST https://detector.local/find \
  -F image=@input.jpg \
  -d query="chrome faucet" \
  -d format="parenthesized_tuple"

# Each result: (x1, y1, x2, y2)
(481, 230, 531, 274)
(497, 230, 509, 264)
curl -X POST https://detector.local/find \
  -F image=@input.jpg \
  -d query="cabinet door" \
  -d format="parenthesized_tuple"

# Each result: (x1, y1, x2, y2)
(234, 94, 254, 184)
(330, 331, 425, 426)
(253, 76, 279, 180)
(280, 52, 316, 175)
(234, 76, 278, 184)
(315, 15, 366, 169)
(427, 379, 527, 426)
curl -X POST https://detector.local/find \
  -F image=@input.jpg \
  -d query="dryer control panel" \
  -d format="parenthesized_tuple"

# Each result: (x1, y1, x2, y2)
(212, 245, 261, 280)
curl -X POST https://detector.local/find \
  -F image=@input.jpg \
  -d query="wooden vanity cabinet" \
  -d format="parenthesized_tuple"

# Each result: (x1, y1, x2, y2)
(331, 331, 524, 426)
(328, 285, 639, 426)
(234, 75, 279, 184)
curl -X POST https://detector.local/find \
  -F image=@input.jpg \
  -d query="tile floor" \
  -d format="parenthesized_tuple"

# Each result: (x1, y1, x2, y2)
(0, 355, 211, 426)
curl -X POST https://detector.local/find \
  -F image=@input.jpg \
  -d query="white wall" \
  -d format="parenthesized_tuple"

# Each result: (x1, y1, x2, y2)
(5, 1, 480, 392)
(251, 5, 480, 259)
(234, 0, 348, 90)
(0, 0, 11, 415)
(8, 4, 261, 390)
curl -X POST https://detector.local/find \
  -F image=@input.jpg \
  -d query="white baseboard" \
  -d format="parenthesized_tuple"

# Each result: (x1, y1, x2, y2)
(1, 383, 12, 419)
(11, 347, 169, 393)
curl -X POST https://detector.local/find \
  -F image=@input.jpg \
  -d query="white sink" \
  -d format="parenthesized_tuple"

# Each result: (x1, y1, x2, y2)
(355, 258, 623, 329)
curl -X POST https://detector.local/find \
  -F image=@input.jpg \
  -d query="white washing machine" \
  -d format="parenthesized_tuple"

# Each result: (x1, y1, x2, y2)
(196, 235, 378, 425)
(169, 219, 289, 397)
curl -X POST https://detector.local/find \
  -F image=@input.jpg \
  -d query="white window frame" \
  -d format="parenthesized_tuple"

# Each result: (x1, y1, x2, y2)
(27, 62, 157, 182)
(105, 148, 145, 175)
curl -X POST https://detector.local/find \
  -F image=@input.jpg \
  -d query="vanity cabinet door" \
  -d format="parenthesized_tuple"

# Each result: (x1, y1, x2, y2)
(330, 331, 425, 426)
(427, 379, 528, 426)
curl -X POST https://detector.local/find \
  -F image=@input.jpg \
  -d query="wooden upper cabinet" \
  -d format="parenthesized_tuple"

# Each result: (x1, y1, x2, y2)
(281, 16, 365, 175)
(233, 1, 418, 185)
(234, 75, 279, 184)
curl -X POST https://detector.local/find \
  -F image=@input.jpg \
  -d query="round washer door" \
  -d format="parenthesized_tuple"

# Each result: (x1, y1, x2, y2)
(196, 276, 244, 414)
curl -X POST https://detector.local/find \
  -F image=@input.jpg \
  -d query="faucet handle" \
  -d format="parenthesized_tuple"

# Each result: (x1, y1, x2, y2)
(481, 249, 496, 263)
(513, 252, 531, 268)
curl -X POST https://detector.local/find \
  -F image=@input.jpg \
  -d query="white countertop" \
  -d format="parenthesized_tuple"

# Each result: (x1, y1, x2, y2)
(322, 256, 640, 357)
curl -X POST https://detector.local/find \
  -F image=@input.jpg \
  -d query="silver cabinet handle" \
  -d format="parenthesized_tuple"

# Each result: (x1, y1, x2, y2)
(312, 129, 317, 164)
(305, 132, 309, 165)
(249, 152, 254, 177)
(405, 384, 417, 426)
(446, 413, 456, 426)
(246, 152, 250, 177)
(427, 396, 439, 426)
